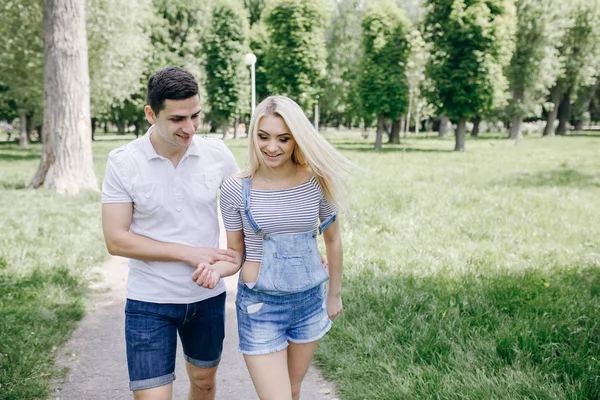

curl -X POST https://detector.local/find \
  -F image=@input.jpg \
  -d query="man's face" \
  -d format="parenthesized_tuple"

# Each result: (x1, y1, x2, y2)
(145, 95, 201, 149)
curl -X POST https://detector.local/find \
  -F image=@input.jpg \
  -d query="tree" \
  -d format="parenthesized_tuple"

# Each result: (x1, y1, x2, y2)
(243, 0, 266, 25)
(505, 0, 564, 139)
(86, 0, 150, 135)
(424, 0, 516, 151)
(203, 0, 249, 136)
(264, 0, 328, 111)
(31, 0, 97, 194)
(359, 0, 411, 150)
(322, 0, 363, 127)
(542, 0, 600, 136)
(0, 0, 44, 148)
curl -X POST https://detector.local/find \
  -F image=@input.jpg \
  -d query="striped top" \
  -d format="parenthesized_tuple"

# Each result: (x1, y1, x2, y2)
(220, 176, 337, 262)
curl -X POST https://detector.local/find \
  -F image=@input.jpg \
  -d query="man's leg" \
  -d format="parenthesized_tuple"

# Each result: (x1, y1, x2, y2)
(178, 293, 226, 400)
(125, 299, 180, 400)
(185, 363, 218, 400)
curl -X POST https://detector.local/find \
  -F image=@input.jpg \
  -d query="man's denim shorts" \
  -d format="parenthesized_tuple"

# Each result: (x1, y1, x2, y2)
(124, 292, 226, 391)
(236, 281, 332, 355)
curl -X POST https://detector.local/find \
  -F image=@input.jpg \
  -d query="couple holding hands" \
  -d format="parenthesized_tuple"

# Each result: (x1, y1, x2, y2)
(102, 66, 353, 400)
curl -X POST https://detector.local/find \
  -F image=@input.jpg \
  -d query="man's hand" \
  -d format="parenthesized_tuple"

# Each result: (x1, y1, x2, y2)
(183, 247, 237, 267)
(192, 263, 221, 289)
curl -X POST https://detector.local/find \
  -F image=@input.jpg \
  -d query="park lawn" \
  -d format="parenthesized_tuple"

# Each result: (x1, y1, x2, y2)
(315, 132, 600, 399)
(0, 132, 599, 399)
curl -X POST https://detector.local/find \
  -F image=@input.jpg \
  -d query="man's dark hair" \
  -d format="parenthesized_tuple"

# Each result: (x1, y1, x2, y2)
(146, 66, 199, 115)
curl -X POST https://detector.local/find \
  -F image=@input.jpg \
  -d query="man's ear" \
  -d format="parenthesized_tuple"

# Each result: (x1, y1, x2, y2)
(144, 105, 157, 125)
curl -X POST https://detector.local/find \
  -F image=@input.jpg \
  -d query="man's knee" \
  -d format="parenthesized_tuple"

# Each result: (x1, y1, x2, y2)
(188, 365, 217, 391)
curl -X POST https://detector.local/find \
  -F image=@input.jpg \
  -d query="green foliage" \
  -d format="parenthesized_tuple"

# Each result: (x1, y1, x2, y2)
(505, 0, 564, 119)
(242, 0, 266, 25)
(0, 0, 44, 118)
(322, 0, 363, 126)
(359, 0, 412, 121)
(556, 0, 600, 97)
(264, 0, 328, 111)
(424, 0, 516, 121)
(203, 0, 249, 128)
(86, 0, 151, 118)
(248, 22, 270, 102)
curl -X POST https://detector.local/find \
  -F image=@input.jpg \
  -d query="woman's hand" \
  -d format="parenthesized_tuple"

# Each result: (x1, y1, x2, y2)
(192, 263, 221, 289)
(326, 292, 343, 321)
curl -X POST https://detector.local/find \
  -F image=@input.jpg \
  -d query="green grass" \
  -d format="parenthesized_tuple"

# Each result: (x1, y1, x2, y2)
(313, 132, 600, 399)
(0, 132, 599, 399)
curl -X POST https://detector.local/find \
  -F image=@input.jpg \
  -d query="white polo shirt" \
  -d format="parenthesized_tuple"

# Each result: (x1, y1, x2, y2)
(101, 127, 239, 304)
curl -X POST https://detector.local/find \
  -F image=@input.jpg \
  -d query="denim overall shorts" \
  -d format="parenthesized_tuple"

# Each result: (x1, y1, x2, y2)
(235, 177, 337, 355)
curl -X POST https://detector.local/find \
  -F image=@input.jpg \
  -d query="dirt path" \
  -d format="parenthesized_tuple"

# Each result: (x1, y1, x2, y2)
(52, 256, 339, 399)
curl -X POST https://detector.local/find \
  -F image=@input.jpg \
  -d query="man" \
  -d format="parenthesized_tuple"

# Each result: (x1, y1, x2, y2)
(101, 66, 239, 400)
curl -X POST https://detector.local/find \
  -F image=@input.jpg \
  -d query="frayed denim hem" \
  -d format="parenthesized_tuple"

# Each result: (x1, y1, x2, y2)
(237, 341, 289, 356)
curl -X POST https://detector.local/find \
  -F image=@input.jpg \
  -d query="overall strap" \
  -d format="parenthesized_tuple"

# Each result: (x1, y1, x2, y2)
(318, 213, 337, 234)
(242, 178, 267, 238)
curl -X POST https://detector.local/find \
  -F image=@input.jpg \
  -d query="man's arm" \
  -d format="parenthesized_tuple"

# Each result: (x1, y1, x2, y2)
(102, 203, 236, 266)
(192, 229, 245, 288)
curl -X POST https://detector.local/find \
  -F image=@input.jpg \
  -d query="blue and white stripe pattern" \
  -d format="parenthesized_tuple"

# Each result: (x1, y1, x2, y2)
(220, 176, 337, 262)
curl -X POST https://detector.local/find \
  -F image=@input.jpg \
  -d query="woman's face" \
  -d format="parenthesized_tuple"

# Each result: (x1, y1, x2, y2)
(256, 114, 297, 169)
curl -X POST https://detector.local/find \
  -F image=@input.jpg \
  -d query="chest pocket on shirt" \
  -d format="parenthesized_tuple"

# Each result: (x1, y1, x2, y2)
(192, 173, 220, 203)
(133, 182, 164, 214)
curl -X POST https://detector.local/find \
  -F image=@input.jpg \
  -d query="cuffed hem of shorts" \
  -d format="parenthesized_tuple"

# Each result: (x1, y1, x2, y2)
(288, 320, 333, 345)
(184, 354, 221, 369)
(237, 340, 289, 356)
(130, 372, 175, 391)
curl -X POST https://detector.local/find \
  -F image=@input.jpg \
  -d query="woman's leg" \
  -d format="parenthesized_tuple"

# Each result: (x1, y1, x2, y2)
(287, 341, 319, 400)
(244, 349, 292, 400)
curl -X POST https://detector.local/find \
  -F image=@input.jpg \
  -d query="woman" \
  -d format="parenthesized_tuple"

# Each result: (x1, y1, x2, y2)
(192, 95, 353, 399)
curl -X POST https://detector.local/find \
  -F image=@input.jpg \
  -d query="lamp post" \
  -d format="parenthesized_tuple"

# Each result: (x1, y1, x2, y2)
(244, 53, 257, 118)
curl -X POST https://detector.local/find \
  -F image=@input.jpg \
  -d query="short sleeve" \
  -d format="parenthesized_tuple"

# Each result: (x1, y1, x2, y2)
(101, 156, 132, 203)
(319, 192, 338, 222)
(219, 178, 243, 231)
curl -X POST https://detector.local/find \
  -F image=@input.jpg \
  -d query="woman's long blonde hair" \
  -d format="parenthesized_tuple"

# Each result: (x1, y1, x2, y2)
(241, 95, 354, 207)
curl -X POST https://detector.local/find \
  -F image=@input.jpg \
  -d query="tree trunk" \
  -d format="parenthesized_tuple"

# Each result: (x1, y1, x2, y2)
(406, 89, 413, 134)
(471, 117, 481, 137)
(543, 85, 562, 136)
(360, 119, 367, 138)
(233, 117, 239, 139)
(19, 109, 29, 148)
(31, 0, 97, 194)
(574, 120, 584, 131)
(439, 113, 449, 137)
(556, 90, 571, 136)
(91, 117, 97, 141)
(26, 113, 35, 142)
(103, 121, 108, 133)
(415, 107, 420, 135)
(454, 118, 466, 152)
(134, 119, 140, 138)
(509, 115, 523, 139)
(374, 114, 384, 151)
(389, 119, 401, 144)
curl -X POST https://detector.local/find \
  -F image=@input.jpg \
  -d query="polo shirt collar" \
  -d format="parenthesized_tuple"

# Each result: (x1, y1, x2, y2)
(142, 126, 202, 160)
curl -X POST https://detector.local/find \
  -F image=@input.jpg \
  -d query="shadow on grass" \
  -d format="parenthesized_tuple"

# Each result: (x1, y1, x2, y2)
(319, 264, 600, 399)
(0, 152, 40, 161)
(503, 169, 600, 188)
(0, 181, 28, 190)
(333, 142, 453, 153)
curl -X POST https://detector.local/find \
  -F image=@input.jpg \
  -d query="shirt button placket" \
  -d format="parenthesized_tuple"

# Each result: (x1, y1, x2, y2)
(174, 176, 183, 212)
